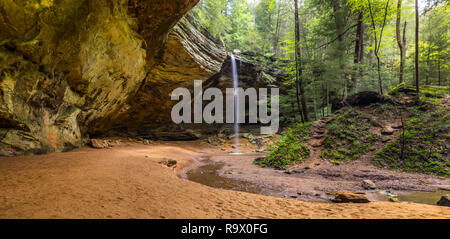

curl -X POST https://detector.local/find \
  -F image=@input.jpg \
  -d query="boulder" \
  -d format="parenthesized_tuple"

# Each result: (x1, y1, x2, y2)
(381, 136, 391, 143)
(381, 126, 395, 135)
(331, 191, 370, 203)
(332, 91, 390, 111)
(362, 180, 377, 190)
(437, 195, 450, 207)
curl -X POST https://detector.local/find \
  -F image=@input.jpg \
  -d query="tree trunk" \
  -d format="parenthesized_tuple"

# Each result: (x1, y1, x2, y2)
(426, 44, 431, 85)
(415, 0, 420, 93)
(368, 0, 390, 95)
(333, 0, 347, 100)
(352, 10, 364, 93)
(376, 55, 383, 95)
(294, 0, 304, 122)
(396, 0, 407, 84)
(294, 0, 308, 122)
(273, 5, 281, 57)
(438, 58, 441, 86)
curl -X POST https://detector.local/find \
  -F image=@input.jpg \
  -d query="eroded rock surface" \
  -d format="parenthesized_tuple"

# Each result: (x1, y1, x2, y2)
(0, 0, 201, 155)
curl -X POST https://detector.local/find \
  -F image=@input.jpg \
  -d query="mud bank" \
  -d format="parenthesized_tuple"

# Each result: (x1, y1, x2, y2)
(196, 150, 450, 203)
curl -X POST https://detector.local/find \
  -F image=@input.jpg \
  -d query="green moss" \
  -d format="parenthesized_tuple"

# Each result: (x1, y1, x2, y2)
(254, 123, 312, 169)
(321, 108, 380, 164)
(373, 104, 450, 177)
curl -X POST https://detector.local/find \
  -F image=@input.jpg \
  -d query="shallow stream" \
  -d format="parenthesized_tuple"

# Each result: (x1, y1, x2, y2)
(187, 156, 449, 206)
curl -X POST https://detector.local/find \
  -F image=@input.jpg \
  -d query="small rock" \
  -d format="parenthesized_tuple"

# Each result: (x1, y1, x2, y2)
(143, 139, 150, 145)
(90, 139, 109, 149)
(391, 124, 403, 129)
(159, 159, 177, 168)
(362, 180, 377, 190)
(166, 160, 177, 167)
(389, 197, 398, 202)
(290, 195, 298, 198)
(437, 195, 450, 207)
(284, 169, 304, 175)
(311, 141, 322, 147)
(297, 192, 303, 195)
(185, 129, 202, 139)
(381, 126, 395, 135)
(331, 191, 370, 203)
(381, 136, 390, 143)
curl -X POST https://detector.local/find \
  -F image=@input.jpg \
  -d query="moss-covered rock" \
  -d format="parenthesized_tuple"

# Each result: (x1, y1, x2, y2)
(254, 123, 312, 169)
(321, 108, 380, 165)
(373, 103, 450, 177)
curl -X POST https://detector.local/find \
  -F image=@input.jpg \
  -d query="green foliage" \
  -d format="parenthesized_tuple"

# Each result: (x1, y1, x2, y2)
(373, 103, 450, 176)
(321, 108, 380, 164)
(254, 123, 312, 169)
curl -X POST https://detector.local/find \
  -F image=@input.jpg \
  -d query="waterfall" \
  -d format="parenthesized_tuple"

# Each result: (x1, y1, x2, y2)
(231, 53, 240, 154)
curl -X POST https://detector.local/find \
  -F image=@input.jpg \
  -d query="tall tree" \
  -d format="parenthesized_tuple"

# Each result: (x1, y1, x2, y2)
(396, 0, 407, 84)
(367, 0, 391, 95)
(352, 9, 365, 92)
(294, 0, 308, 122)
(415, 0, 420, 93)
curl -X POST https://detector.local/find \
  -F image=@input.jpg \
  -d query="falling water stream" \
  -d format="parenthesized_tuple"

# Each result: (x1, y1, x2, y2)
(231, 53, 241, 154)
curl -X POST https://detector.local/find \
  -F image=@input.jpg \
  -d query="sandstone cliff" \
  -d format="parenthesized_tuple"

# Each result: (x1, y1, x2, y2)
(0, 0, 283, 156)
(0, 0, 226, 155)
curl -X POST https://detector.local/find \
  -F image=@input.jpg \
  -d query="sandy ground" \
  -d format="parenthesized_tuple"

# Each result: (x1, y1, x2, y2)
(0, 141, 449, 219)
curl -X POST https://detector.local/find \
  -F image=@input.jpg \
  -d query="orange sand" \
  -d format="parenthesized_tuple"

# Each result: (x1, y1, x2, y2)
(0, 142, 449, 219)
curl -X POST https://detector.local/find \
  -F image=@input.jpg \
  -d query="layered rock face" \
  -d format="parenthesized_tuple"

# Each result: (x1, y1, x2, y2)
(0, 0, 219, 155)
(105, 13, 227, 138)
(0, 0, 282, 155)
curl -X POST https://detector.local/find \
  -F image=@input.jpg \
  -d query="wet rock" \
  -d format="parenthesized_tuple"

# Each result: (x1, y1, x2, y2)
(284, 169, 305, 175)
(362, 180, 377, 190)
(381, 126, 395, 135)
(437, 195, 450, 207)
(90, 139, 109, 149)
(159, 159, 177, 168)
(331, 191, 370, 203)
(389, 197, 399, 202)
